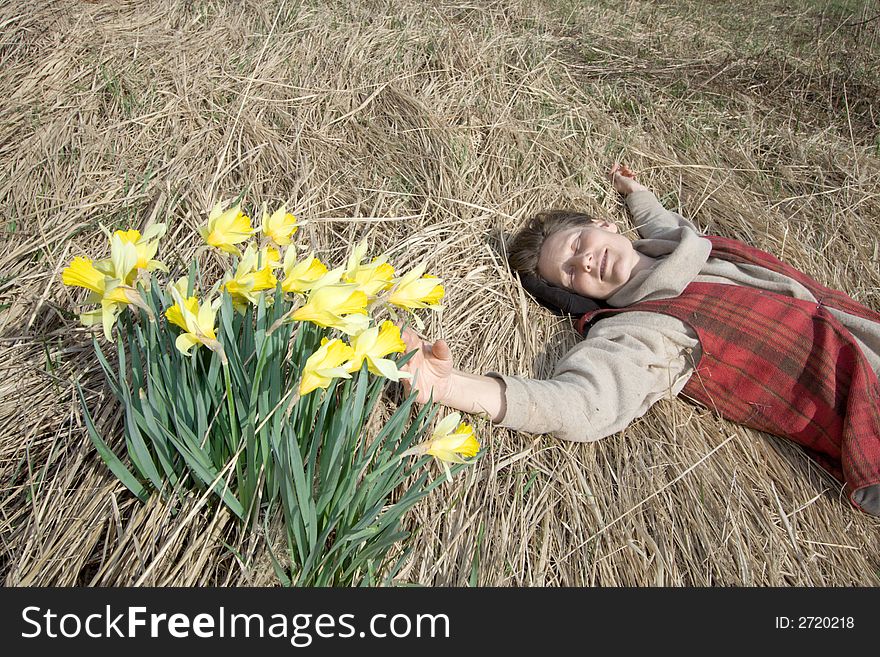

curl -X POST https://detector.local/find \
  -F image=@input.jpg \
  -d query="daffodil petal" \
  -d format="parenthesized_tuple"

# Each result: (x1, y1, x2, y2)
(175, 332, 200, 356)
(62, 257, 106, 294)
(433, 413, 462, 438)
(368, 356, 411, 381)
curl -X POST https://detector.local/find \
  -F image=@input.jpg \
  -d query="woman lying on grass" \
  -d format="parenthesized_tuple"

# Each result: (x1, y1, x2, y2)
(401, 164, 880, 517)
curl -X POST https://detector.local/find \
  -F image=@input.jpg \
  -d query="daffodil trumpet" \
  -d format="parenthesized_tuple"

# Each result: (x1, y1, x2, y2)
(299, 337, 355, 395)
(343, 239, 396, 298)
(387, 261, 444, 311)
(344, 320, 411, 382)
(221, 242, 278, 313)
(400, 412, 480, 482)
(290, 283, 369, 335)
(165, 286, 227, 364)
(280, 247, 335, 295)
(200, 201, 256, 255)
(261, 203, 304, 248)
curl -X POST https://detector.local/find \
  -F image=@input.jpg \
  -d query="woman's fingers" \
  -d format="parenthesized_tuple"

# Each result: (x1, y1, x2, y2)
(430, 338, 451, 362)
(400, 325, 422, 352)
(609, 162, 636, 180)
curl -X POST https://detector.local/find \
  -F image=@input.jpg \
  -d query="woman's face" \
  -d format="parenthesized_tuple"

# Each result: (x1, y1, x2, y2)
(537, 222, 642, 300)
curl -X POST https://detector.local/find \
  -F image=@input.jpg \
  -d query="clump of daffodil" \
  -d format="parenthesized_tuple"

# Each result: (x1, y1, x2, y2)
(343, 239, 395, 298)
(388, 262, 444, 311)
(290, 283, 369, 335)
(200, 201, 255, 255)
(299, 337, 355, 395)
(221, 242, 278, 312)
(344, 320, 411, 382)
(109, 223, 168, 283)
(261, 203, 302, 248)
(280, 248, 333, 294)
(401, 412, 480, 482)
(62, 234, 153, 340)
(165, 284, 226, 363)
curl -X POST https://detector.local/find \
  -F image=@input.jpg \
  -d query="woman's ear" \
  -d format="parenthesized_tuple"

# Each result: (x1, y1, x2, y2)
(592, 219, 618, 233)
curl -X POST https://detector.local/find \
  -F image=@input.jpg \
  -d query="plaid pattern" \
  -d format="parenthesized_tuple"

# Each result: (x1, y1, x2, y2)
(577, 236, 880, 512)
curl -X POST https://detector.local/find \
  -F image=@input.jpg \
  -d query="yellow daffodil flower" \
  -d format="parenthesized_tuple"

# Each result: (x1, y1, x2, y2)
(299, 337, 355, 395)
(62, 256, 123, 341)
(165, 279, 199, 332)
(221, 243, 278, 312)
(290, 284, 369, 335)
(345, 320, 411, 381)
(62, 236, 152, 340)
(199, 201, 255, 255)
(280, 248, 335, 294)
(94, 233, 139, 282)
(424, 413, 480, 462)
(388, 262, 444, 311)
(348, 260, 395, 296)
(342, 239, 396, 297)
(401, 412, 480, 482)
(62, 256, 106, 297)
(165, 286, 225, 362)
(261, 203, 302, 247)
(113, 223, 168, 281)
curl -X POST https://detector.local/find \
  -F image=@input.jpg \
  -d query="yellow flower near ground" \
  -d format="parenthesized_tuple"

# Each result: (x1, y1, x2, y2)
(300, 337, 355, 395)
(62, 235, 152, 340)
(290, 283, 369, 335)
(62, 256, 106, 296)
(422, 413, 480, 462)
(165, 292, 199, 332)
(261, 204, 301, 247)
(388, 262, 444, 311)
(401, 412, 480, 482)
(95, 233, 139, 283)
(165, 286, 225, 362)
(280, 249, 331, 294)
(345, 320, 410, 381)
(113, 223, 168, 281)
(343, 240, 396, 297)
(222, 243, 278, 312)
(200, 201, 255, 255)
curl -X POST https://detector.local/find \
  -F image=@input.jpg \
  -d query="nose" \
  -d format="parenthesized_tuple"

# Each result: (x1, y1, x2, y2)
(575, 250, 594, 273)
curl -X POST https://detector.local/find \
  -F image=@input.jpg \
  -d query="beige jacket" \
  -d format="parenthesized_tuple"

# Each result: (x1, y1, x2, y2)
(491, 190, 880, 444)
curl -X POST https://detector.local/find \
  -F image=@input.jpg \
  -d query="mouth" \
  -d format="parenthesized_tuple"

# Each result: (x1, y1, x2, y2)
(599, 249, 607, 281)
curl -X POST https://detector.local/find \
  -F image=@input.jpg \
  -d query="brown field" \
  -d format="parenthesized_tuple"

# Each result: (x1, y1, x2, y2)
(1, 0, 879, 586)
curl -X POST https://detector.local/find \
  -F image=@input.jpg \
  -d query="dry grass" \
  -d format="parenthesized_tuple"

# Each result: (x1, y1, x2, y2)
(2, 0, 879, 586)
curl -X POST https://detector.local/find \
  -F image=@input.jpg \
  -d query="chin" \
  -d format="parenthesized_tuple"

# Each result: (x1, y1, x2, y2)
(576, 287, 608, 301)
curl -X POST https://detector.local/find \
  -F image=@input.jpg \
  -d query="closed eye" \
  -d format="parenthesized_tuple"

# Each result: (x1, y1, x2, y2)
(566, 236, 580, 286)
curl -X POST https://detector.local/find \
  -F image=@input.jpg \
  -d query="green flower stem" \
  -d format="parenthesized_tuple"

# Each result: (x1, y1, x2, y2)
(223, 362, 240, 450)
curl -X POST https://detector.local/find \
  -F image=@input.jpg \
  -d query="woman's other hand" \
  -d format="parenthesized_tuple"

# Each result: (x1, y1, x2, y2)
(400, 326, 454, 404)
(609, 162, 648, 195)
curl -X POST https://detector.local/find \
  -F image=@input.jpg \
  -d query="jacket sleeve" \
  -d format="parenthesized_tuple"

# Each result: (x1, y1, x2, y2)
(486, 312, 698, 442)
(626, 190, 699, 239)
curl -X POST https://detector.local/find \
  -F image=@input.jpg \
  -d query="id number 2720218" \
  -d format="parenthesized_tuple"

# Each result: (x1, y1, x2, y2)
(775, 617, 854, 629)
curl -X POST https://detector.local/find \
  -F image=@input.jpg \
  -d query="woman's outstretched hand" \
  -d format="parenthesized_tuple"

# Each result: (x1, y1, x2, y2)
(609, 162, 648, 196)
(400, 326, 454, 405)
